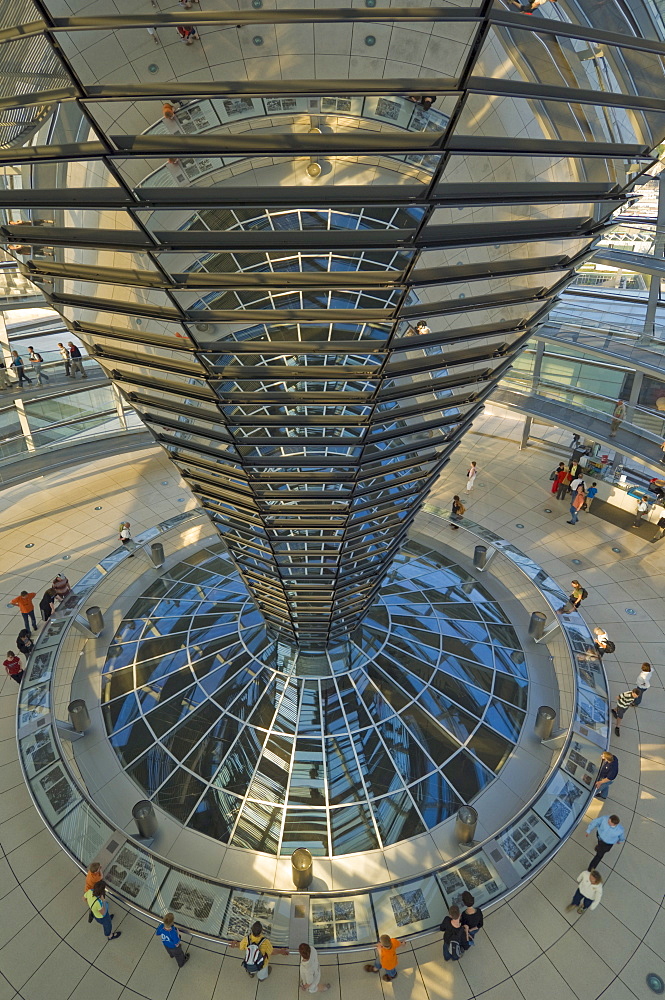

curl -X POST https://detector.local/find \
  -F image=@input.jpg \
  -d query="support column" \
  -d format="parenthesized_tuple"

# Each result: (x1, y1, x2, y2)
(640, 171, 665, 343)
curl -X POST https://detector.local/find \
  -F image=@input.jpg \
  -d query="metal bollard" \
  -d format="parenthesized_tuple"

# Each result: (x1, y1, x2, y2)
(68, 699, 91, 733)
(132, 800, 158, 839)
(151, 542, 165, 568)
(535, 706, 556, 741)
(291, 848, 313, 889)
(86, 606, 104, 634)
(473, 545, 487, 570)
(455, 806, 478, 846)
(528, 612, 547, 641)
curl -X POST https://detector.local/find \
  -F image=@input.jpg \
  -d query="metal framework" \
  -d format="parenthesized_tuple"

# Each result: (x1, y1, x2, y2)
(2, 0, 665, 644)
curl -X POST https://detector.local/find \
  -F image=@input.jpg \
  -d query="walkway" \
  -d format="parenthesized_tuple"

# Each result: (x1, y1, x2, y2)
(492, 386, 665, 475)
(0, 415, 664, 1000)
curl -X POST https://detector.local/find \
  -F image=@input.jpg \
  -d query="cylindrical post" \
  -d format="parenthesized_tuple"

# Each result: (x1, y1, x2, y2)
(67, 699, 90, 733)
(151, 542, 165, 568)
(86, 606, 104, 633)
(528, 612, 547, 641)
(473, 545, 487, 570)
(132, 800, 158, 839)
(535, 706, 556, 741)
(455, 806, 478, 846)
(291, 848, 313, 889)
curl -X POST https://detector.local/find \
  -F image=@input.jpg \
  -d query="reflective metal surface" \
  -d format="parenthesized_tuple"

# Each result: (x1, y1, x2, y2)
(102, 538, 527, 856)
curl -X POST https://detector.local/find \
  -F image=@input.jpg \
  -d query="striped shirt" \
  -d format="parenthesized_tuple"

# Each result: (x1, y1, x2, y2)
(617, 690, 636, 710)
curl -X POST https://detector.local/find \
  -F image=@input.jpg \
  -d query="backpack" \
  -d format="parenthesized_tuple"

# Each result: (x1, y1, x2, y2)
(32, 352, 43, 362)
(549, 469, 558, 481)
(243, 938, 266, 973)
(579, 587, 588, 601)
(449, 940, 462, 960)
(457, 503, 465, 515)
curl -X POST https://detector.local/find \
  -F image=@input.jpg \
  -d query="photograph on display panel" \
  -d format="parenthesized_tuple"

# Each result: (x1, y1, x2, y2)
(495, 812, 560, 876)
(104, 842, 168, 909)
(309, 895, 375, 947)
(372, 877, 447, 936)
(437, 851, 507, 908)
(156, 870, 230, 934)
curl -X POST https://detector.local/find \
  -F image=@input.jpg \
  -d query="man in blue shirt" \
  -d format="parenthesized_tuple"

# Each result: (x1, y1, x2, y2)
(155, 913, 190, 967)
(586, 814, 625, 871)
(594, 752, 619, 801)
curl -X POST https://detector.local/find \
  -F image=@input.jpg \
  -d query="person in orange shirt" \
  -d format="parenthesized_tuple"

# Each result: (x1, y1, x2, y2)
(11, 591, 37, 633)
(84, 862, 103, 923)
(365, 935, 403, 981)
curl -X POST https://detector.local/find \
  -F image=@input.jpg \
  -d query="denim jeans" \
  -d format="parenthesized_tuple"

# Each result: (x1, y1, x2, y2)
(374, 960, 396, 979)
(443, 942, 462, 962)
(572, 889, 592, 910)
(595, 780, 613, 800)
(569, 505, 579, 523)
(95, 912, 113, 936)
(21, 609, 37, 632)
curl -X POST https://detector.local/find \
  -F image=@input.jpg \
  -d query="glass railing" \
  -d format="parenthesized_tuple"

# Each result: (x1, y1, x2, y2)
(17, 509, 608, 948)
(501, 373, 665, 442)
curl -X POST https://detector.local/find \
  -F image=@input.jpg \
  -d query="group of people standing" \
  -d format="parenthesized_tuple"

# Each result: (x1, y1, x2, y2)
(3, 575, 71, 685)
(550, 462, 598, 525)
(2, 341, 86, 390)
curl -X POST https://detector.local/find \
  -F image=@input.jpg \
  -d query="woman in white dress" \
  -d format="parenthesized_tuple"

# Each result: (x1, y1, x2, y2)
(299, 943, 330, 993)
(466, 461, 478, 492)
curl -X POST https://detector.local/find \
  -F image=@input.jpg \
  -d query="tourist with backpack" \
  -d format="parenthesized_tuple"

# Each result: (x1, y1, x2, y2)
(28, 346, 49, 384)
(592, 627, 615, 657)
(233, 920, 288, 980)
(440, 905, 466, 961)
(557, 580, 588, 615)
(364, 934, 404, 981)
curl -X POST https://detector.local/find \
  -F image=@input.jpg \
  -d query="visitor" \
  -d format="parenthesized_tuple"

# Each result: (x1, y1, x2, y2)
(634, 498, 649, 527)
(451, 494, 465, 529)
(585, 814, 625, 870)
(592, 627, 614, 657)
(298, 943, 330, 992)
(611, 688, 640, 737)
(119, 522, 135, 556)
(3, 651, 23, 685)
(10, 590, 37, 633)
(460, 892, 483, 945)
(28, 347, 49, 385)
(466, 461, 478, 492)
(440, 905, 466, 961)
(84, 862, 103, 922)
(84, 880, 121, 940)
(39, 588, 56, 623)
(232, 920, 287, 979)
(633, 664, 652, 707)
(10, 351, 32, 387)
(177, 25, 199, 43)
(556, 465, 573, 500)
(557, 580, 587, 615)
(609, 400, 626, 437)
(16, 629, 34, 658)
(586, 482, 598, 510)
(566, 870, 603, 914)
(52, 574, 72, 601)
(68, 342, 87, 378)
(594, 752, 618, 800)
(58, 342, 71, 377)
(155, 913, 190, 967)
(550, 462, 566, 494)
(567, 485, 586, 524)
(365, 934, 403, 981)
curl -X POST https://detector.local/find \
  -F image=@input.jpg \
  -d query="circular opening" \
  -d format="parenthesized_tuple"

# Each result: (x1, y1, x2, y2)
(647, 974, 665, 995)
(252, 35, 264, 45)
(365, 34, 376, 45)
(307, 161, 322, 178)
(148, 64, 159, 73)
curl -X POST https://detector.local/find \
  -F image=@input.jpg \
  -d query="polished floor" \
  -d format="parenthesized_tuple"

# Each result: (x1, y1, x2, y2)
(1, 405, 664, 1000)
